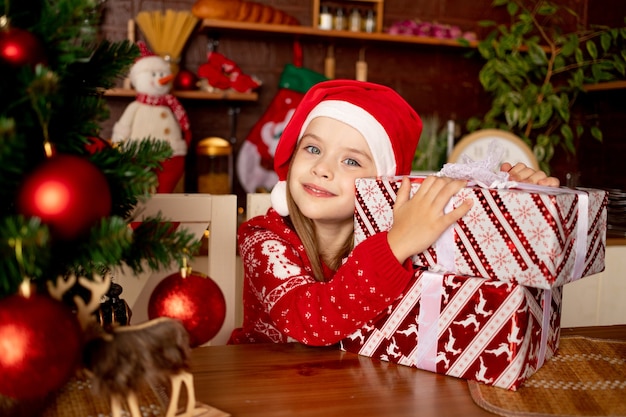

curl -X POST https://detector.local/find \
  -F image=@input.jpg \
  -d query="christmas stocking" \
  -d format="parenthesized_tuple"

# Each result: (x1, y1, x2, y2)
(237, 63, 327, 193)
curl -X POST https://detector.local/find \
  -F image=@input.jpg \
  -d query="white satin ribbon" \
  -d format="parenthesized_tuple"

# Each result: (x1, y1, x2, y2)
(415, 270, 444, 372)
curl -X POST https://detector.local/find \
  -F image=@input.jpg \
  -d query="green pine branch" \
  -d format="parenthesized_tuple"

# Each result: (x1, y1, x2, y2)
(0, 0, 201, 299)
(122, 214, 201, 275)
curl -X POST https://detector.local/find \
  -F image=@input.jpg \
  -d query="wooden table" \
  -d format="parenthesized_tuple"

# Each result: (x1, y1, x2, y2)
(189, 325, 626, 417)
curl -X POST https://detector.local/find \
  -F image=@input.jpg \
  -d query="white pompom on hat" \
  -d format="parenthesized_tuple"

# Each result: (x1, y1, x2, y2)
(270, 79, 423, 216)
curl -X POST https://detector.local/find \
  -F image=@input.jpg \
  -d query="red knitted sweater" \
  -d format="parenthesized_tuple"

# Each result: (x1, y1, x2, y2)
(229, 208, 414, 346)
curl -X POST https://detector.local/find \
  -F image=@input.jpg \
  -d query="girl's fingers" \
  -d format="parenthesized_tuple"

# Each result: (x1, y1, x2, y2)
(501, 162, 560, 186)
(538, 176, 561, 187)
(500, 162, 513, 172)
(394, 176, 412, 207)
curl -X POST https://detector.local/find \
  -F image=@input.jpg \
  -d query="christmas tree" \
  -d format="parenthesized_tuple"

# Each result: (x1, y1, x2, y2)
(0, 0, 200, 406)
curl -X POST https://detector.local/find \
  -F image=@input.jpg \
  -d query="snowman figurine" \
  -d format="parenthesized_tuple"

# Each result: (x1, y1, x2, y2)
(112, 42, 191, 193)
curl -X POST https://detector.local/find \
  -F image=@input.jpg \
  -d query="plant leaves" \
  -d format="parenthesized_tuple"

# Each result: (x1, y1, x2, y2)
(591, 126, 603, 141)
(586, 40, 598, 59)
(560, 34, 578, 56)
(528, 43, 548, 65)
(600, 32, 612, 52)
(537, 3, 558, 15)
(479, 20, 498, 27)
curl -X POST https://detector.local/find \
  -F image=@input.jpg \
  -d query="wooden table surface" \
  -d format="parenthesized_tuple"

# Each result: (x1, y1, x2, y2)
(190, 325, 626, 417)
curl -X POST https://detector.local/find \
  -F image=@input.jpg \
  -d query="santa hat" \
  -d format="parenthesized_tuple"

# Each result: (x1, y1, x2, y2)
(270, 79, 423, 216)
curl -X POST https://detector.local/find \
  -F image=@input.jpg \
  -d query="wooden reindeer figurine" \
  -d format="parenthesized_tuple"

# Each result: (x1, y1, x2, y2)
(47, 274, 212, 417)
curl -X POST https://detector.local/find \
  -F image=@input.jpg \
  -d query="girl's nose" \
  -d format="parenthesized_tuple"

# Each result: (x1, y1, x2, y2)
(312, 159, 332, 179)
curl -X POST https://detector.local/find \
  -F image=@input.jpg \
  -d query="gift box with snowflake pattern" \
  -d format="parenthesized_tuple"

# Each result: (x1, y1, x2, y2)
(354, 177, 607, 289)
(341, 269, 562, 390)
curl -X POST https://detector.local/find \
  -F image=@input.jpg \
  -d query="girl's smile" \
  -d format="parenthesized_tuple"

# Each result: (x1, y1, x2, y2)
(302, 183, 335, 197)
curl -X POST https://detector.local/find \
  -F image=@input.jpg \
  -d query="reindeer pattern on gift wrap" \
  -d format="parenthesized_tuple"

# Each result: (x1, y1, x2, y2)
(341, 271, 563, 390)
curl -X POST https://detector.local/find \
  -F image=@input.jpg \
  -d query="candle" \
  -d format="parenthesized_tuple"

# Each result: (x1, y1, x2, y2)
(447, 119, 455, 157)
(325, 45, 335, 79)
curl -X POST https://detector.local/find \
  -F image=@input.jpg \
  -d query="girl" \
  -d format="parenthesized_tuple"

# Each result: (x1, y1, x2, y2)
(229, 80, 558, 346)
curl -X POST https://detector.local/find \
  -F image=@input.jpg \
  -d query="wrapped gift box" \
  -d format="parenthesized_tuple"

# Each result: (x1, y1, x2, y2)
(341, 269, 562, 390)
(354, 177, 607, 289)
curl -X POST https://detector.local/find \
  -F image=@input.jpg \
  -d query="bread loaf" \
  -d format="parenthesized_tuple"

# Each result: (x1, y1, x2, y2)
(192, 0, 299, 25)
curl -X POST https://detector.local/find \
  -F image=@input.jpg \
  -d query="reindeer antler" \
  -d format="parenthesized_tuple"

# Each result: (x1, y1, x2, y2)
(75, 273, 111, 329)
(47, 272, 112, 329)
(47, 274, 78, 300)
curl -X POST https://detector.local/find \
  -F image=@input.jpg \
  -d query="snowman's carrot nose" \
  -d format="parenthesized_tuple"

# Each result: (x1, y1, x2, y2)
(159, 74, 175, 85)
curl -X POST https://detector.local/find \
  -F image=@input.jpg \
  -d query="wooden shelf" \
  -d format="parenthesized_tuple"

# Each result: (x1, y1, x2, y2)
(103, 88, 258, 101)
(607, 237, 626, 246)
(583, 80, 626, 92)
(199, 19, 477, 49)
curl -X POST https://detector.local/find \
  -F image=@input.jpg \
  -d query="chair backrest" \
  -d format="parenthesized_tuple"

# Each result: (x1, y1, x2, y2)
(114, 193, 237, 345)
(246, 193, 272, 220)
(231, 193, 272, 329)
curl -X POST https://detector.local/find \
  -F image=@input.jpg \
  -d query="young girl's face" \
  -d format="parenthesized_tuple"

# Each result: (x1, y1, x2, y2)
(288, 116, 377, 224)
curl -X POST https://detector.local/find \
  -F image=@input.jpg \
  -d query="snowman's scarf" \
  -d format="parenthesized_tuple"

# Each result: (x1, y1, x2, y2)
(136, 93, 191, 144)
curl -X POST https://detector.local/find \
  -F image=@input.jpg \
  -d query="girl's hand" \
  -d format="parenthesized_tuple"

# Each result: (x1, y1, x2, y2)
(387, 176, 473, 264)
(500, 162, 560, 187)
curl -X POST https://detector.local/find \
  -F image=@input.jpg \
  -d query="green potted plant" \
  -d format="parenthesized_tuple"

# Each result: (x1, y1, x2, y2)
(466, 0, 626, 173)
(411, 115, 449, 173)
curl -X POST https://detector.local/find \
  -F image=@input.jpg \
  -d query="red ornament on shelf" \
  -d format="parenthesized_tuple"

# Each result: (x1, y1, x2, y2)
(16, 154, 112, 240)
(0, 290, 82, 400)
(148, 270, 226, 347)
(173, 69, 198, 91)
(0, 26, 46, 67)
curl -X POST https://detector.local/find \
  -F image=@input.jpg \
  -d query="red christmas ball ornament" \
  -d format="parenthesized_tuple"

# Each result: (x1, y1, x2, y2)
(16, 154, 112, 240)
(0, 290, 83, 400)
(173, 69, 198, 91)
(0, 25, 46, 67)
(85, 136, 111, 155)
(148, 270, 226, 347)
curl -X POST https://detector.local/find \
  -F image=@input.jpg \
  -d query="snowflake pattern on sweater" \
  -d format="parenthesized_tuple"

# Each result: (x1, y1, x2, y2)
(229, 208, 414, 346)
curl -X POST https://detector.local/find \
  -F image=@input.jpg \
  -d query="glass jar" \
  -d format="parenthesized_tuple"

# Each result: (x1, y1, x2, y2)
(196, 137, 232, 194)
(364, 9, 376, 33)
(349, 8, 361, 32)
(334, 7, 346, 31)
(319, 5, 332, 30)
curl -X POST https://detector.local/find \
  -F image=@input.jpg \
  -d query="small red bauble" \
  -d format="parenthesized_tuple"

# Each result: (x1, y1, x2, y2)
(0, 292, 82, 399)
(173, 69, 198, 91)
(148, 271, 226, 347)
(17, 154, 112, 240)
(85, 136, 111, 155)
(0, 26, 46, 67)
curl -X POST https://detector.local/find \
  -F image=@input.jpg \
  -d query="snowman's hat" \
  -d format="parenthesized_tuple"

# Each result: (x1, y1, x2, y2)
(130, 41, 168, 78)
(137, 41, 155, 59)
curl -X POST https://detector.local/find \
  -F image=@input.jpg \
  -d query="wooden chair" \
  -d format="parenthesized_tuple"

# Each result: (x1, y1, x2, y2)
(246, 192, 272, 220)
(233, 193, 273, 326)
(114, 193, 238, 346)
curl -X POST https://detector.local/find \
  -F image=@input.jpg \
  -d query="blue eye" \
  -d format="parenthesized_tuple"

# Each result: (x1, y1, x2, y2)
(344, 158, 361, 167)
(304, 145, 321, 155)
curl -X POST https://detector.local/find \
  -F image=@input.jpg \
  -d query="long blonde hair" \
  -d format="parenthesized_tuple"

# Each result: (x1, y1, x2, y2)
(285, 174, 353, 282)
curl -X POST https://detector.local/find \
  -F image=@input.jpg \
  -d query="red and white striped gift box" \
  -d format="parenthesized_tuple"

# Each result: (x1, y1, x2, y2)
(354, 176, 608, 289)
(341, 269, 562, 390)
